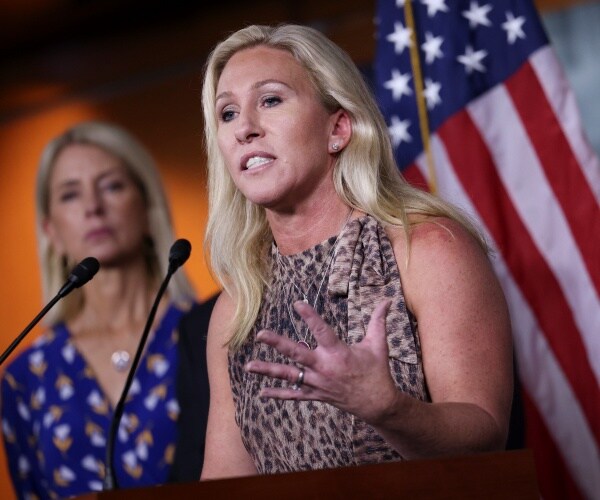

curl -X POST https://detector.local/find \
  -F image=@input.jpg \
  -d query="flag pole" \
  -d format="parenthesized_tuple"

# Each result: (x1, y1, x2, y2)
(404, 0, 437, 194)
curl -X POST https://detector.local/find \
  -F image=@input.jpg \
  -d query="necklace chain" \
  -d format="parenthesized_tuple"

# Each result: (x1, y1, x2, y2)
(276, 208, 354, 348)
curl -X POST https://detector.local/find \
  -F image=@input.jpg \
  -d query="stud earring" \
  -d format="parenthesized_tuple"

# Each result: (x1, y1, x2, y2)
(331, 143, 340, 151)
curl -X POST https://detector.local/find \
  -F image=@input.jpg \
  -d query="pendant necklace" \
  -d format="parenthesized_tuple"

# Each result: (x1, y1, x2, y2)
(276, 208, 354, 349)
(284, 251, 337, 349)
(111, 350, 131, 372)
(108, 294, 153, 373)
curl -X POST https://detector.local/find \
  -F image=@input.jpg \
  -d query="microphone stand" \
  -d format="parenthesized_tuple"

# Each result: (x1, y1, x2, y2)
(0, 295, 62, 366)
(103, 268, 175, 490)
(0, 257, 99, 366)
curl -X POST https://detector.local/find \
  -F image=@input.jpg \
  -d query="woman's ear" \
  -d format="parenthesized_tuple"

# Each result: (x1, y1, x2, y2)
(42, 217, 65, 256)
(328, 109, 352, 154)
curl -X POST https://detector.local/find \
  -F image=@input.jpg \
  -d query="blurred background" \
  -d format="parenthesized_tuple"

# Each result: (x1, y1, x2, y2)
(0, 0, 597, 497)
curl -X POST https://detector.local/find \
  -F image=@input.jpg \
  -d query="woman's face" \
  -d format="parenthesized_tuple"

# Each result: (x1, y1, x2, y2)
(215, 45, 344, 212)
(44, 143, 149, 267)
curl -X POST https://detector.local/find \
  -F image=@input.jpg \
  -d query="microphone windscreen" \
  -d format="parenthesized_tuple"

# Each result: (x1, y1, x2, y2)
(168, 239, 192, 272)
(71, 257, 100, 288)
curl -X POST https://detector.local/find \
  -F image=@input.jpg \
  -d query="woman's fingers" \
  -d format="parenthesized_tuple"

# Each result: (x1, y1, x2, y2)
(254, 329, 314, 365)
(365, 299, 392, 350)
(246, 300, 394, 408)
(245, 359, 313, 399)
(293, 301, 339, 348)
(245, 358, 305, 385)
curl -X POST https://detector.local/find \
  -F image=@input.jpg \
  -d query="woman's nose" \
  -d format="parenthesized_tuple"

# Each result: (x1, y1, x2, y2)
(234, 109, 262, 144)
(84, 189, 104, 216)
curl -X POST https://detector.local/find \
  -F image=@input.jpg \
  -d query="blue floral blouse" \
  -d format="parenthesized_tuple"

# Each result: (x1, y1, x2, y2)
(1, 303, 186, 499)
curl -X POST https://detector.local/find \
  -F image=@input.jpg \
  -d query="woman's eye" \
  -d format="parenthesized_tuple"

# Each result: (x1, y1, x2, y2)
(221, 109, 235, 122)
(58, 191, 78, 202)
(102, 180, 125, 192)
(262, 96, 281, 107)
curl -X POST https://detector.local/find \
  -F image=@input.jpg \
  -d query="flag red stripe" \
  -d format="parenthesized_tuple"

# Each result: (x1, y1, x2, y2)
(505, 62, 600, 296)
(522, 391, 584, 500)
(402, 163, 429, 190)
(437, 109, 600, 445)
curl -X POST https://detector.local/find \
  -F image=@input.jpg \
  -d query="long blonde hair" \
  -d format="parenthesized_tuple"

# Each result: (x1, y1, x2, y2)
(36, 121, 195, 324)
(202, 24, 483, 349)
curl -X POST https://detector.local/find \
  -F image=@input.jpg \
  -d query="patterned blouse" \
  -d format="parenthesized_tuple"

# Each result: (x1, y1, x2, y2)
(229, 214, 429, 474)
(1, 303, 186, 499)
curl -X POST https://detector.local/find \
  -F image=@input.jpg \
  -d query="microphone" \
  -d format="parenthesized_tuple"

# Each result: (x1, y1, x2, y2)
(58, 256, 101, 297)
(168, 238, 192, 273)
(0, 257, 100, 366)
(103, 239, 191, 490)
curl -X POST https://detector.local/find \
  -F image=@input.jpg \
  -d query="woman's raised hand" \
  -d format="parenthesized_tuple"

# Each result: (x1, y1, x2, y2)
(244, 299, 402, 425)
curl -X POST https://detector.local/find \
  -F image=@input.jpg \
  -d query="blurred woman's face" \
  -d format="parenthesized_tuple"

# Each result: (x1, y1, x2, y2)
(215, 45, 340, 212)
(44, 143, 149, 267)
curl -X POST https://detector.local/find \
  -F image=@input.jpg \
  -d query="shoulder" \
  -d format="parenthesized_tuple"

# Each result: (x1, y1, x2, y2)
(386, 216, 497, 313)
(387, 216, 487, 268)
(209, 292, 236, 328)
(206, 291, 238, 349)
(1, 327, 65, 393)
(3, 327, 65, 373)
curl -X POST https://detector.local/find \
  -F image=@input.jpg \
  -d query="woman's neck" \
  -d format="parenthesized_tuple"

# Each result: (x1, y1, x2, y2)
(68, 259, 161, 338)
(268, 197, 357, 255)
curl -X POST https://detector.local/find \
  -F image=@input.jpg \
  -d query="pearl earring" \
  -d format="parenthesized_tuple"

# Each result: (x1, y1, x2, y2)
(331, 143, 340, 151)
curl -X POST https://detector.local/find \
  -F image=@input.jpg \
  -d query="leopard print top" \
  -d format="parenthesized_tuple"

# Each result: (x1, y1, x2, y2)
(228, 214, 429, 473)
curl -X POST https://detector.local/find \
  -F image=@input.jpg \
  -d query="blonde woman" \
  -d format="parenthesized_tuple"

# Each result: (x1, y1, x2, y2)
(201, 24, 512, 478)
(1, 121, 213, 498)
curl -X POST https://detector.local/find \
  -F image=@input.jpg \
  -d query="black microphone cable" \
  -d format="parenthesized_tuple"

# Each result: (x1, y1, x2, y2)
(103, 239, 192, 490)
(0, 257, 100, 366)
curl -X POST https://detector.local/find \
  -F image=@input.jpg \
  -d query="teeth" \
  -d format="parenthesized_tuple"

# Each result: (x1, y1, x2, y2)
(246, 156, 271, 169)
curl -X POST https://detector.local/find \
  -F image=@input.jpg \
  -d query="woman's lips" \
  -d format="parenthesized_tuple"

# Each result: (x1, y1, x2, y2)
(240, 152, 275, 170)
(85, 228, 113, 240)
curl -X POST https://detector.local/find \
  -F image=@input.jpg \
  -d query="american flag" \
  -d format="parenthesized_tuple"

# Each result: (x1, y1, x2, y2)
(374, 1, 600, 498)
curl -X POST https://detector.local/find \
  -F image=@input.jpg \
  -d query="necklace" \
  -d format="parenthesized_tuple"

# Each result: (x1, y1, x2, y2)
(284, 251, 337, 348)
(276, 208, 354, 349)
(110, 350, 131, 372)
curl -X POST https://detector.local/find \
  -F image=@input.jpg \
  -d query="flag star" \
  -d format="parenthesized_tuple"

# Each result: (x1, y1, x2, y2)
(423, 78, 442, 109)
(502, 12, 526, 44)
(388, 116, 412, 147)
(395, 0, 409, 6)
(421, 32, 444, 64)
(386, 21, 413, 55)
(421, 0, 449, 18)
(462, 2, 493, 29)
(457, 45, 487, 73)
(384, 69, 413, 101)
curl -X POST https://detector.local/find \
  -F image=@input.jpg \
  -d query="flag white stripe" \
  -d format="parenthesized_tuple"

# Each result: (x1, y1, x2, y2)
(530, 47, 600, 205)
(467, 87, 600, 384)
(415, 138, 600, 499)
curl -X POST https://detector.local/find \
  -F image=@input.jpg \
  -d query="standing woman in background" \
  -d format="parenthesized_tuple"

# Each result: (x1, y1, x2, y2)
(200, 24, 513, 479)
(1, 121, 213, 498)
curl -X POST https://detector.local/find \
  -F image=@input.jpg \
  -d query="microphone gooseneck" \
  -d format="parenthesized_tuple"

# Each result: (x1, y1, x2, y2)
(0, 257, 100, 366)
(103, 239, 192, 491)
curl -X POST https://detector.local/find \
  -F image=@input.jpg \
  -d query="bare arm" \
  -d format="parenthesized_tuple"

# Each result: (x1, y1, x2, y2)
(245, 217, 512, 459)
(369, 218, 513, 457)
(200, 292, 258, 479)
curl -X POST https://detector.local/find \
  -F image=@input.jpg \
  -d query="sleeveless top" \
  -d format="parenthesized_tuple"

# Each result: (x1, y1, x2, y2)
(228, 214, 429, 473)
